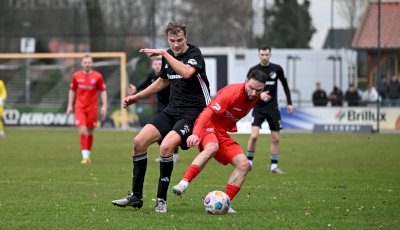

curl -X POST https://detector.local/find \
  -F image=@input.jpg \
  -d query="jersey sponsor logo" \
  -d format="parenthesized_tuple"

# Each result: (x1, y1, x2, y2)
(225, 111, 240, 122)
(78, 85, 95, 90)
(233, 107, 242, 111)
(90, 78, 96, 84)
(180, 124, 190, 135)
(269, 72, 277, 79)
(206, 127, 214, 132)
(167, 74, 183, 79)
(77, 79, 85, 82)
(265, 81, 275, 85)
(187, 59, 197, 66)
(212, 103, 221, 111)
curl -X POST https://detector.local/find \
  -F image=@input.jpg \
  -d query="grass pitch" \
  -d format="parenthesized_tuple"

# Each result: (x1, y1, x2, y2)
(0, 128, 399, 229)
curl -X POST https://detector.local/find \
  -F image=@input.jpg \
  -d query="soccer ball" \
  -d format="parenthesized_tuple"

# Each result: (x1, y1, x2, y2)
(204, 190, 231, 215)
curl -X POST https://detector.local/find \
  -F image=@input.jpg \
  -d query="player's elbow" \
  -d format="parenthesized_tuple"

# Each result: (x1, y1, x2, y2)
(181, 66, 196, 79)
(181, 71, 194, 79)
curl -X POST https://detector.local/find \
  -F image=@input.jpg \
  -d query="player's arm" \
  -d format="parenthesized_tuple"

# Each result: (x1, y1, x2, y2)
(187, 108, 214, 147)
(136, 75, 154, 92)
(187, 88, 231, 147)
(0, 81, 6, 100)
(129, 75, 152, 95)
(162, 51, 196, 79)
(140, 49, 196, 79)
(100, 90, 107, 119)
(122, 77, 169, 108)
(0, 81, 6, 106)
(66, 89, 75, 114)
(278, 68, 294, 113)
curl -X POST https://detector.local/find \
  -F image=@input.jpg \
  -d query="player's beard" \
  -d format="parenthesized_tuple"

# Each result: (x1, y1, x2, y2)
(83, 67, 92, 74)
(261, 59, 269, 66)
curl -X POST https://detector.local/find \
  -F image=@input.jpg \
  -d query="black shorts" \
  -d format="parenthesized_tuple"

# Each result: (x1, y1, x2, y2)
(251, 107, 282, 131)
(148, 110, 202, 150)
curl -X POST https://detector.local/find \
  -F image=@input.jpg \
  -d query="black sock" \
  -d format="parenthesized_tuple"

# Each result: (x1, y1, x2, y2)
(132, 154, 147, 198)
(271, 153, 278, 165)
(157, 155, 174, 200)
(247, 150, 255, 161)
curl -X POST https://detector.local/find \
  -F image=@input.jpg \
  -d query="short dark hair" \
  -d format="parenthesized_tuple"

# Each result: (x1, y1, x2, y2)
(258, 46, 271, 52)
(151, 55, 162, 62)
(248, 70, 267, 84)
(165, 21, 187, 36)
(82, 54, 92, 60)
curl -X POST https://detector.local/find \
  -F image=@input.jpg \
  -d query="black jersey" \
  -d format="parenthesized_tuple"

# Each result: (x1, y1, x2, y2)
(247, 63, 292, 109)
(160, 44, 211, 114)
(136, 71, 170, 108)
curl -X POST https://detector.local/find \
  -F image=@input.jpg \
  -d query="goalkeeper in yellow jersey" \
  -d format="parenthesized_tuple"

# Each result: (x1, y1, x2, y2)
(0, 79, 7, 137)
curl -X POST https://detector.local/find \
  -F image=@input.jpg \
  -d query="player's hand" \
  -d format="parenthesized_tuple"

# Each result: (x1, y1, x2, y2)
(122, 95, 139, 108)
(128, 84, 137, 95)
(287, 104, 295, 114)
(187, 134, 200, 148)
(139, 48, 165, 57)
(66, 105, 73, 115)
(260, 91, 272, 102)
(101, 105, 107, 119)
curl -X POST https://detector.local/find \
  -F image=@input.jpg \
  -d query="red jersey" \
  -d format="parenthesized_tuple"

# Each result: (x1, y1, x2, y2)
(70, 70, 106, 111)
(193, 83, 259, 134)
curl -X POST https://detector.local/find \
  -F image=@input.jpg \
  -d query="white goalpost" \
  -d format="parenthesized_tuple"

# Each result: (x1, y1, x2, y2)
(0, 52, 129, 129)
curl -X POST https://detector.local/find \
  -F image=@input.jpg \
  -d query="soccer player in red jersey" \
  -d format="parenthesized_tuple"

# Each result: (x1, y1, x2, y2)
(172, 70, 268, 213)
(66, 54, 107, 164)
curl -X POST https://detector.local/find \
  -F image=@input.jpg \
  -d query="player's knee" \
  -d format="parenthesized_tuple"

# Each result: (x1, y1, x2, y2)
(271, 136, 280, 144)
(159, 142, 178, 156)
(240, 158, 250, 173)
(237, 157, 250, 173)
(249, 134, 258, 142)
(133, 136, 147, 152)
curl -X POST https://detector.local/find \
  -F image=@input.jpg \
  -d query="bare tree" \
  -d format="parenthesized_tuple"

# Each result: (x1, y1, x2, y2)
(336, 0, 369, 30)
(84, 0, 105, 52)
(177, 0, 253, 47)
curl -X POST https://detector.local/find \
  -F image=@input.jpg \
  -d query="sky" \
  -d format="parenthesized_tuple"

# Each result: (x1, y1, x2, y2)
(253, 0, 349, 50)
(309, 0, 348, 49)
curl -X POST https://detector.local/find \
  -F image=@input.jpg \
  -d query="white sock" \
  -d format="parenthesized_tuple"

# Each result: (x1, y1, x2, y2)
(82, 150, 90, 159)
(179, 180, 189, 189)
(270, 163, 278, 171)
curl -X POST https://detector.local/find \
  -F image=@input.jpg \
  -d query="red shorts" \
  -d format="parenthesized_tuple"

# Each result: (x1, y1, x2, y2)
(198, 126, 244, 165)
(75, 108, 98, 128)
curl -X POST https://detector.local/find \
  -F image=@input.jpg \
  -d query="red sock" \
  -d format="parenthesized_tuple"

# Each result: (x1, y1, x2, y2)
(79, 135, 88, 150)
(87, 135, 93, 150)
(182, 164, 201, 183)
(225, 184, 240, 201)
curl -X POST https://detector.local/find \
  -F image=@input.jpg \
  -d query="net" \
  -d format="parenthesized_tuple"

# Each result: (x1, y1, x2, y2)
(0, 52, 129, 129)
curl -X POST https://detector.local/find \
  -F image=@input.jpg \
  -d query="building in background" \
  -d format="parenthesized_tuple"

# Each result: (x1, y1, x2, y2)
(352, 1, 400, 89)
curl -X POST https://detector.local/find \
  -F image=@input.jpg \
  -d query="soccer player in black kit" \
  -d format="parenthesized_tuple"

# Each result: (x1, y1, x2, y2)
(112, 21, 211, 213)
(246, 46, 294, 174)
(128, 57, 169, 113)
